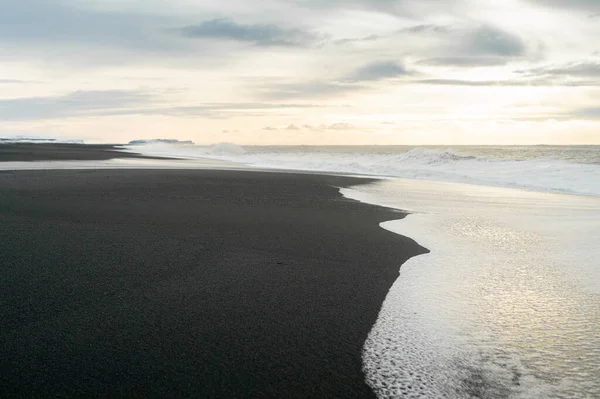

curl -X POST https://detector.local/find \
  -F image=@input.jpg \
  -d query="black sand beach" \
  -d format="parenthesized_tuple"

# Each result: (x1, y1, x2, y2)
(0, 143, 164, 162)
(0, 149, 426, 397)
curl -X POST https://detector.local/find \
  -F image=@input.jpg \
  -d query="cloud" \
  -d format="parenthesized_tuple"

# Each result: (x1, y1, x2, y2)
(325, 122, 356, 130)
(572, 107, 600, 119)
(136, 103, 321, 119)
(417, 56, 511, 67)
(257, 60, 410, 99)
(0, 90, 151, 121)
(257, 81, 362, 100)
(335, 23, 528, 67)
(0, 90, 323, 121)
(0, 1, 530, 74)
(261, 124, 302, 131)
(525, 0, 600, 12)
(0, 0, 177, 50)
(333, 34, 383, 45)
(516, 61, 600, 78)
(413, 79, 527, 86)
(467, 25, 526, 57)
(344, 61, 411, 82)
(0, 0, 206, 67)
(263, 122, 357, 131)
(311, 122, 357, 130)
(179, 18, 318, 47)
(294, 0, 463, 17)
(0, 79, 28, 84)
(420, 24, 530, 65)
(333, 24, 450, 46)
(401, 24, 452, 34)
(416, 25, 529, 67)
(413, 78, 600, 87)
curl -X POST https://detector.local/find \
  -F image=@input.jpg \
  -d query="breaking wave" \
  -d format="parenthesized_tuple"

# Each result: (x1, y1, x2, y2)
(126, 144, 600, 197)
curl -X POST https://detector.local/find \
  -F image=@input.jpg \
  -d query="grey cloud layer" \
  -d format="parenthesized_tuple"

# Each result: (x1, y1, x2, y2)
(574, 107, 600, 119)
(516, 61, 600, 78)
(0, 91, 149, 121)
(259, 62, 600, 100)
(179, 18, 319, 47)
(411, 78, 571, 87)
(336, 23, 530, 67)
(0, 0, 178, 51)
(257, 82, 361, 100)
(467, 25, 526, 57)
(417, 56, 510, 67)
(0, 0, 597, 125)
(344, 61, 411, 82)
(0, 79, 28, 84)
(333, 24, 451, 45)
(258, 59, 413, 99)
(294, 0, 463, 17)
(259, 60, 414, 99)
(0, 0, 535, 72)
(526, 0, 600, 12)
(0, 90, 321, 121)
(417, 25, 528, 67)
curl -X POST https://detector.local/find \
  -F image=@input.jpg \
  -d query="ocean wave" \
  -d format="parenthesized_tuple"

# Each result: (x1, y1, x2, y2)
(126, 145, 600, 197)
(204, 142, 246, 155)
(0, 135, 84, 144)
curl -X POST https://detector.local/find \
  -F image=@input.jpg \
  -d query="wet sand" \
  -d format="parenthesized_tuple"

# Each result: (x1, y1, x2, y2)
(0, 166, 426, 397)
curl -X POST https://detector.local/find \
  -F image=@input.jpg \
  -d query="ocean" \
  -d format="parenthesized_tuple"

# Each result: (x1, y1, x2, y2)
(121, 144, 600, 197)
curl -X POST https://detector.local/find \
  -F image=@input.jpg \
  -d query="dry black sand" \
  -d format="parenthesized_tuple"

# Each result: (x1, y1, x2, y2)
(0, 167, 426, 398)
(0, 143, 165, 162)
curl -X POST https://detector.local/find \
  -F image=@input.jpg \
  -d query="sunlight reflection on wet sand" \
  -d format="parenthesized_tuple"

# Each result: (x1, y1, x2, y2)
(343, 179, 600, 398)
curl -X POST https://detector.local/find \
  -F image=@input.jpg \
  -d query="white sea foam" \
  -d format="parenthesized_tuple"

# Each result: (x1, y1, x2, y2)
(0, 135, 84, 144)
(124, 144, 600, 197)
(342, 179, 600, 398)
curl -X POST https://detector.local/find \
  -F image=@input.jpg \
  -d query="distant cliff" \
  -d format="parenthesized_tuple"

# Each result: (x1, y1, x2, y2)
(128, 139, 194, 145)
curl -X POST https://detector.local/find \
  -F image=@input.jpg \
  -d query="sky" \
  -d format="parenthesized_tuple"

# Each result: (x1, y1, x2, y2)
(0, 0, 599, 145)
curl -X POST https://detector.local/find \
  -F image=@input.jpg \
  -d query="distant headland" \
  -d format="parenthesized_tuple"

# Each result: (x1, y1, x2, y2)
(128, 139, 195, 145)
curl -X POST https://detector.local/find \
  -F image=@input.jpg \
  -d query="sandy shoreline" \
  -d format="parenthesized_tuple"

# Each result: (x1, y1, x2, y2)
(0, 162, 426, 397)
